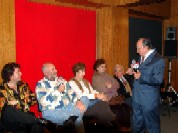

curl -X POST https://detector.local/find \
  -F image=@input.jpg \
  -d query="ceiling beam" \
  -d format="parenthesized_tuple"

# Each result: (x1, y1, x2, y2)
(30, 0, 167, 9)
(88, 0, 140, 6)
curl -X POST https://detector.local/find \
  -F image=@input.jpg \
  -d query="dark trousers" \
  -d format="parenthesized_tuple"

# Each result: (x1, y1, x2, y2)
(132, 101, 160, 133)
(0, 120, 6, 133)
(1, 105, 44, 133)
(110, 103, 131, 127)
(84, 101, 115, 123)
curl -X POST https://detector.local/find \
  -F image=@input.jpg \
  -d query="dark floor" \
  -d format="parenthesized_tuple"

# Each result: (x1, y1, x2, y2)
(44, 117, 130, 133)
(43, 106, 178, 133)
(160, 106, 178, 133)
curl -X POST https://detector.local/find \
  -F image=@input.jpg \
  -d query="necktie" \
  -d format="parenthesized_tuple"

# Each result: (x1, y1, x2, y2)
(121, 77, 132, 96)
(141, 57, 144, 63)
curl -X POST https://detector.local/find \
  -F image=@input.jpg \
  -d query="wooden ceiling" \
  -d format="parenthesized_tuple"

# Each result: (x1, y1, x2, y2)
(55, 0, 140, 7)
(55, 0, 166, 7)
(30, 0, 166, 9)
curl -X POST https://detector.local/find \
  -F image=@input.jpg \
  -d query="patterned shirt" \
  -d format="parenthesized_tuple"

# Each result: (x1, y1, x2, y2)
(35, 77, 78, 111)
(0, 81, 36, 113)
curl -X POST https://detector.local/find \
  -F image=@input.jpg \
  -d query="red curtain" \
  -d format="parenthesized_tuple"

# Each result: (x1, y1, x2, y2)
(15, 0, 96, 115)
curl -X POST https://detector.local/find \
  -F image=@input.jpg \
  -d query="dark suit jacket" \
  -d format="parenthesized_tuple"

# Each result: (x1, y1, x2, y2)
(114, 74, 134, 98)
(133, 50, 165, 109)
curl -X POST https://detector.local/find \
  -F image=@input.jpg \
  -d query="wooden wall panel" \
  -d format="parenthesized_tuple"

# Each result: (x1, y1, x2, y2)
(97, 7, 129, 75)
(163, 0, 178, 91)
(89, 0, 140, 6)
(0, 0, 16, 82)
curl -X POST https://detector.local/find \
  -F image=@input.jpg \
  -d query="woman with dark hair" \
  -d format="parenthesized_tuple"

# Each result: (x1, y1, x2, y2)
(0, 62, 44, 133)
(69, 62, 116, 127)
(92, 59, 131, 131)
(70, 62, 107, 104)
(92, 59, 120, 102)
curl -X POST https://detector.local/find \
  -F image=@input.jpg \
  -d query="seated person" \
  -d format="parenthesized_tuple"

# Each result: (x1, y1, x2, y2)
(92, 58, 121, 104)
(69, 62, 115, 124)
(0, 62, 44, 133)
(35, 63, 89, 133)
(114, 64, 134, 107)
(92, 59, 131, 129)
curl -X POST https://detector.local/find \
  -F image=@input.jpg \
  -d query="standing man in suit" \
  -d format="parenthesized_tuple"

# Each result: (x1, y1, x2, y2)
(127, 38, 165, 133)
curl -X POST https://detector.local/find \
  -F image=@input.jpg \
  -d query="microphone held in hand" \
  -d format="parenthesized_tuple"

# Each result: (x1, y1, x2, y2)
(131, 59, 139, 72)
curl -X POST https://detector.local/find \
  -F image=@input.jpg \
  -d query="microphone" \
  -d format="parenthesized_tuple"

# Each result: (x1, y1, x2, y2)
(131, 59, 139, 72)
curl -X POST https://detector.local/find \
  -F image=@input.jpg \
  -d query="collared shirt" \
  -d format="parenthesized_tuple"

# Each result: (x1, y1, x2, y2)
(35, 77, 77, 111)
(119, 76, 132, 96)
(143, 49, 155, 62)
(119, 76, 126, 83)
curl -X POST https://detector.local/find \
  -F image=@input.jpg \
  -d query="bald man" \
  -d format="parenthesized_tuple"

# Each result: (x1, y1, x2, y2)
(127, 38, 165, 133)
(35, 63, 89, 133)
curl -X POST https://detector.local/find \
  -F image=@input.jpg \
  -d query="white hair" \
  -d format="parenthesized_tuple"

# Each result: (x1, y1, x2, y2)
(114, 64, 124, 72)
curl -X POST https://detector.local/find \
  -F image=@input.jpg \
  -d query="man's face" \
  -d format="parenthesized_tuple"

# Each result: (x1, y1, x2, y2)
(97, 64, 106, 73)
(115, 67, 124, 78)
(136, 39, 148, 57)
(10, 68, 22, 82)
(46, 64, 57, 80)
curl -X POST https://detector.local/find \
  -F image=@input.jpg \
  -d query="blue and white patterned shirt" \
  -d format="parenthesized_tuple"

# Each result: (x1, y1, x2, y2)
(35, 77, 78, 111)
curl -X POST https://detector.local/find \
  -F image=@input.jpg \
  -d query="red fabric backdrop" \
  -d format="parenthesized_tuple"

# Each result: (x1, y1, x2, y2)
(15, 0, 96, 115)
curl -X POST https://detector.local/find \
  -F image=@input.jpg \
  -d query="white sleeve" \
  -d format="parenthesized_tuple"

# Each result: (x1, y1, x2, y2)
(69, 80, 95, 99)
(89, 82, 99, 94)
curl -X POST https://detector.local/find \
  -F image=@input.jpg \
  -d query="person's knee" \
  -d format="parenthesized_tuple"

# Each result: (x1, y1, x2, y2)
(80, 96, 90, 108)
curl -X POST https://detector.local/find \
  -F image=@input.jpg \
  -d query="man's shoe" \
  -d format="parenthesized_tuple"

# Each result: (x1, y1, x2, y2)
(38, 118, 58, 132)
(68, 116, 79, 123)
(38, 118, 48, 125)
(63, 116, 78, 127)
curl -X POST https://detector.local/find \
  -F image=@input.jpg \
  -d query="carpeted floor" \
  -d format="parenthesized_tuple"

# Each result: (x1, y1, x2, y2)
(160, 106, 178, 133)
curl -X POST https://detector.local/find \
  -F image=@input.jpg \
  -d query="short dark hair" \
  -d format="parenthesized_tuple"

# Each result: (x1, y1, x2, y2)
(93, 58, 106, 71)
(1, 62, 20, 82)
(72, 62, 85, 75)
(142, 38, 153, 49)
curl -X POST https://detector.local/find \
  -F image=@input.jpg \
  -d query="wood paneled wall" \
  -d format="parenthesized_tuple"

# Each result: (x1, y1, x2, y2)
(0, 0, 16, 82)
(96, 7, 129, 75)
(0, 0, 178, 90)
